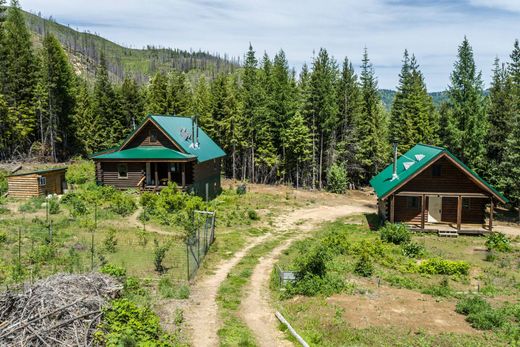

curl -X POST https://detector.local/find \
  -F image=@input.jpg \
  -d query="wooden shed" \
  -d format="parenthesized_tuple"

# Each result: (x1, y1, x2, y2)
(7, 168, 67, 198)
(370, 144, 508, 235)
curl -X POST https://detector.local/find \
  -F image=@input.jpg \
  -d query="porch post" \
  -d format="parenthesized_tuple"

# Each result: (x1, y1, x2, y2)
(389, 195, 395, 223)
(489, 197, 494, 232)
(167, 163, 171, 182)
(421, 194, 426, 230)
(154, 163, 158, 187)
(456, 195, 462, 231)
(181, 163, 186, 187)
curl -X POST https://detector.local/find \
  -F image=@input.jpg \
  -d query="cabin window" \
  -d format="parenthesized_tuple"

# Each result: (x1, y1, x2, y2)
(407, 197, 419, 209)
(150, 129, 158, 142)
(38, 176, 46, 186)
(117, 164, 128, 179)
(462, 198, 470, 209)
(432, 164, 442, 177)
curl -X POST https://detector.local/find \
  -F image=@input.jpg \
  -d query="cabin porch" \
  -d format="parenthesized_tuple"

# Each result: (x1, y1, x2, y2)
(138, 161, 194, 190)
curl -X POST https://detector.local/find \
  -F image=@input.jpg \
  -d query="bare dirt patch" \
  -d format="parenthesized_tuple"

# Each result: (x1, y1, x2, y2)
(328, 285, 477, 335)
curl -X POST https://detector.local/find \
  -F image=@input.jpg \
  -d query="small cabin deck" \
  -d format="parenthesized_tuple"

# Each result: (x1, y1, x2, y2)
(407, 221, 491, 236)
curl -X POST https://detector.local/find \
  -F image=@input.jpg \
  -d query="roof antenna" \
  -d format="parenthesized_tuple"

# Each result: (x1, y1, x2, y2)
(391, 142, 399, 181)
(195, 114, 200, 148)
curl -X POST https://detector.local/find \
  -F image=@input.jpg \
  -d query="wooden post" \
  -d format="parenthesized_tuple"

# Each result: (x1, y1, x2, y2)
(489, 197, 494, 232)
(457, 195, 462, 231)
(154, 163, 158, 187)
(167, 163, 171, 182)
(421, 194, 426, 230)
(182, 163, 186, 187)
(390, 195, 395, 223)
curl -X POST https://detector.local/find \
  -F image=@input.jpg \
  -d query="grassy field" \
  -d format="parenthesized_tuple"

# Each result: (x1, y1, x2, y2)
(271, 217, 520, 346)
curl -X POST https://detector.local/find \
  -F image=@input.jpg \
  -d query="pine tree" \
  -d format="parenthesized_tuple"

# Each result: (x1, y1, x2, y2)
(309, 48, 339, 188)
(282, 112, 312, 188)
(221, 75, 244, 179)
(0, 0, 8, 94)
(91, 54, 122, 150)
(356, 48, 390, 181)
(146, 72, 168, 114)
(391, 51, 438, 152)
(336, 57, 362, 183)
(443, 37, 487, 171)
(167, 70, 192, 115)
(71, 79, 95, 153)
(193, 75, 213, 134)
(3, 0, 37, 155)
(119, 76, 144, 134)
(37, 33, 76, 161)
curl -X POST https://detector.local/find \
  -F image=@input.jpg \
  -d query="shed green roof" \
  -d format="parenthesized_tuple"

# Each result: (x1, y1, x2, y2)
(8, 167, 67, 177)
(91, 146, 196, 160)
(369, 144, 508, 203)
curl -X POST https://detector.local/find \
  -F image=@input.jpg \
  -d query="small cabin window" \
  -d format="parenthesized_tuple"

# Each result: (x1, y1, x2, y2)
(150, 129, 158, 142)
(118, 164, 128, 179)
(462, 198, 470, 209)
(38, 176, 46, 186)
(407, 197, 419, 209)
(432, 164, 442, 177)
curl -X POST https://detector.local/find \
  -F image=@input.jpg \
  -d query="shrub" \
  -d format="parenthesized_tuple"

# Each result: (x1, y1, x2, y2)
(19, 196, 45, 212)
(418, 258, 469, 275)
(456, 296, 491, 315)
(294, 243, 331, 279)
(247, 209, 259, 221)
(109, 192, 136, 217)
(103, 228, 118, 253)
(48, 196, 60, 214)
(158, 277, 190, 299)
(467, 309, 506, 330)
(326, 163, 348, 194)
(354, 252, 373, 277)
(153, 239, 170, 274)
(485, 232, 511, 252)
(236, 184, 247, 195)
(0, 169, 8, 195)
(95, 298, 174, 346)
(65, 159, 95, 185)
(422, 278, 453, 297)
(0, 231, 7, 243)
(285, 272, 345, 297)
(100, 264, 127, 278)
(402, 242, 425, 258)
(379, 223, 411, 245)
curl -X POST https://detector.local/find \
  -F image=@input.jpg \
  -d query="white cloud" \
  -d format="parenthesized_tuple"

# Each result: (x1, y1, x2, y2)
(19, 0, 520, 91)
(468, 0, 520, 13)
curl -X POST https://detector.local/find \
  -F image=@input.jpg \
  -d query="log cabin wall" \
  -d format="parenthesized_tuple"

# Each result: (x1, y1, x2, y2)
(39, 171, 66, 195)
(192, 159, 221, 200)
(124, 123, 179, 150)
(394, 196, 428, 223)
(395, 156, 487, 195)
(7, 174, 40, 197)
(441, 197, 486, 224)
(99, 162, 145, 188)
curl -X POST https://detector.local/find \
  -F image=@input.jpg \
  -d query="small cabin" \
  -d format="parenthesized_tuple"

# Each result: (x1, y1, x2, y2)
(91, 115, 226, 200)
(370, 144, 508, 234)
(7, 168, 67, 198)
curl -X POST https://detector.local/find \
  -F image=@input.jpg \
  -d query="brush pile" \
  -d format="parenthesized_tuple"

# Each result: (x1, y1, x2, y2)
(0, 273, 122, 346)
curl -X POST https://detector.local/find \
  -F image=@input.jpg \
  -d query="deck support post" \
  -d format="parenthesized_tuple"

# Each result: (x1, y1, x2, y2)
(389, 195, 395, 223)
(489, 197, 494, 232)
(182, 163, 186, 187)
(421, 194, 426, 230)
(154, 163, 158, 187)
(457, 195, 462, 231)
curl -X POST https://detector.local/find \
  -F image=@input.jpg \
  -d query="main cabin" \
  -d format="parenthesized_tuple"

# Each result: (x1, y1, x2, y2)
(370, 144, 508, 234)
(91, 115, 226, 200)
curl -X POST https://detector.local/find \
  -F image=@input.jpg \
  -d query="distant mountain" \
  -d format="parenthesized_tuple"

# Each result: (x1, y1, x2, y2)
(379, 89, 449, 110)
(23, 11, 239, 84)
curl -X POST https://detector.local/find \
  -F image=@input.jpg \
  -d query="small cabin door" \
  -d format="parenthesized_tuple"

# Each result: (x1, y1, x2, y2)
(146, 163, 152, 185)
(428, 196, 442, 223)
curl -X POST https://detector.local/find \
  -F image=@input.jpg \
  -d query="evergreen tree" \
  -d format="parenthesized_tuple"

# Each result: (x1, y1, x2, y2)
(91, 54, 122, 150)
(167, 70, 192, 115)
(356, 48, 390, 181)
(443, 37, 487, 171)
(391, 51, 438, 152)
(336, 57, 362, 183)
(71, 79, 95, 153)
(309, 48, 339, 188)
(3, 0, 37, 155)
(37, 33, 76, 161)
(119, 76, 144, 134)
(193, 75, 213, 134)
(0, 0, 7, 93)
(221, 75, 244, 179)
(146, 72, 169, 114)
(282, 112, 312, 188)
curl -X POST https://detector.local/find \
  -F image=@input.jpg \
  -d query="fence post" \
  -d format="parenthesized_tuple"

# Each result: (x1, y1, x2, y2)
(186, 243, 190, 281)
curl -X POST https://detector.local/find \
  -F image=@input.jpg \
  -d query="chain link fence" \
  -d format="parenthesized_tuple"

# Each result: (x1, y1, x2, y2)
(186, 210, 216, 280)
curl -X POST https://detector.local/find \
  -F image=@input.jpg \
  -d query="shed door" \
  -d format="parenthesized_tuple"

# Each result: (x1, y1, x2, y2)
(428, 196, 442, 222)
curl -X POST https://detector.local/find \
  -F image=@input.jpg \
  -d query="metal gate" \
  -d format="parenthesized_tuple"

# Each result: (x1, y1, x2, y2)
(186, 210, 216, 280)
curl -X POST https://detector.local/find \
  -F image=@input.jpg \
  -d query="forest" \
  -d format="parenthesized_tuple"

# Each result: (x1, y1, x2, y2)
(0, 0, 519, 210)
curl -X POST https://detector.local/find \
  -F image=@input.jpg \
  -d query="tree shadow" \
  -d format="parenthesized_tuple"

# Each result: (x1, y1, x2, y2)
(364, 213, 381, 231)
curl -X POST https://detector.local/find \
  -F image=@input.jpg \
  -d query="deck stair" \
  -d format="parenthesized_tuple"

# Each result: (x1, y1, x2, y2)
(438, 230, 459, 237)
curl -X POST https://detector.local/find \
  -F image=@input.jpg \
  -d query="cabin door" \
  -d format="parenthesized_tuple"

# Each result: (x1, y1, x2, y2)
(146, 163, 152, 185)
(428, 196, 442, 223)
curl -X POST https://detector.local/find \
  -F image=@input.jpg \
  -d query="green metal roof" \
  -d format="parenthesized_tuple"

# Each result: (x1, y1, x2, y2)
(150, 115, 226, 163)
(91, 146, 196, 160)
(8, 167, 67, 177)
(369, 144, 508, 203)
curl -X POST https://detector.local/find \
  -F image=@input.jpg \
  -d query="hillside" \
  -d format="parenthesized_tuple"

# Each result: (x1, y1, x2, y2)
(23, 10, 239, 84)
(379, 89, 449, 110)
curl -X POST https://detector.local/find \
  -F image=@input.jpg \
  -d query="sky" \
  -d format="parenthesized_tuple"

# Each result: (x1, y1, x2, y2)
(20, 0, 520, 91)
